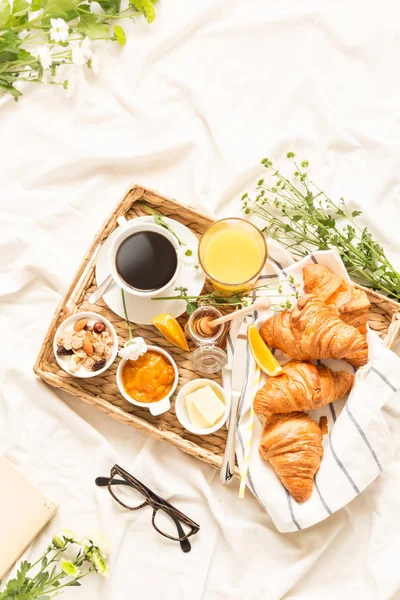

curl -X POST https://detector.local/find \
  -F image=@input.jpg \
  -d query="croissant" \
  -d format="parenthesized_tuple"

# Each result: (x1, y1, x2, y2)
(259, 412, 323, 503)
(254, 360, 354, 417)
(260, 294, 368, 366)
(303, 264, 370, 332)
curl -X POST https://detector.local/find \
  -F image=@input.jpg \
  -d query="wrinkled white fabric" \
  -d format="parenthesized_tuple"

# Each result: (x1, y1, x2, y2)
(1, 0, 400, 598)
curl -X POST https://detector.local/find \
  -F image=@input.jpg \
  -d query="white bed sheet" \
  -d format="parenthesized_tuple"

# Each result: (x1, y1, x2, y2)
(1, 0, 400, 597)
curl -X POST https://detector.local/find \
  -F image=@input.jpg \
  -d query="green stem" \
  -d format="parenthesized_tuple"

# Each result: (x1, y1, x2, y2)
(27, 545, 55, 573)
(46, 570, 93, 598)
(248, 163, 400, 299)
(139, 202, 186, 246)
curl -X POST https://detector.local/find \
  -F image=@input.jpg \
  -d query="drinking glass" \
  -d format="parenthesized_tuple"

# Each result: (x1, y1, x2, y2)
(198, 218, 267, 293)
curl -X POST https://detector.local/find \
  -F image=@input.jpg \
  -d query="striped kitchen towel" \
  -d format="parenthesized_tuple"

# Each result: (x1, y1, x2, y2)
(223, 241, 400, 533)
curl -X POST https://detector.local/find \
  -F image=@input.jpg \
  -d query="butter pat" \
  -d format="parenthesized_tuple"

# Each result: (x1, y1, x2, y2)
(186, 396, 210, 429)
(186, 385, 225, 428)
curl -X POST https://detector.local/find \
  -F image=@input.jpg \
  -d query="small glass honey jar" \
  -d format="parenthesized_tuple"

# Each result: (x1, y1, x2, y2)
(186, 306, 228, 374)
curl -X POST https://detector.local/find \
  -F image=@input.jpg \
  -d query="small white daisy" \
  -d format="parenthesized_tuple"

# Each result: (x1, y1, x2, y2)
(34, 45, 52, 70)
(71, 36, 92, 65)
(89, 52, 101, 76)
(49, 18, 69, 43)
(119, 337, 147, 361)
(18, 29, 30, 40)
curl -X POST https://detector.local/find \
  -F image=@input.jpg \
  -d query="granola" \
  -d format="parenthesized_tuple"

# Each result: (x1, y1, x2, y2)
(56, 318, 114, 374)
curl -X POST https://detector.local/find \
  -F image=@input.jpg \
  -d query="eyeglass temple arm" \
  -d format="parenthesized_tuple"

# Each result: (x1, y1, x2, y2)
(95, 477, 192, 553)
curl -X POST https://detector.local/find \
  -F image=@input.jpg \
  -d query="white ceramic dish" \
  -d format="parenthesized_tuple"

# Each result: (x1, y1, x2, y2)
(109, 217, 182, 298)
(53, 311, 118, 378)
(175, 379, 230, 435)
(116, 345, 179, 416)
(95, 216, 205, 325)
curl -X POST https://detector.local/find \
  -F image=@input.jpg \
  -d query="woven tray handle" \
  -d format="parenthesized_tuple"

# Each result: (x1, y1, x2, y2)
(384, 311, 400, 349)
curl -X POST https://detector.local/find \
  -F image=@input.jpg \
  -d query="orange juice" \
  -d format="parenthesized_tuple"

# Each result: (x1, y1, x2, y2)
(198, 218, 267, 292)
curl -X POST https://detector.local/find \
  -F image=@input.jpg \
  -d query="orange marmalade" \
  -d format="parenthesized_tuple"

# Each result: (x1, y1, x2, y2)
(121, 351, 175, 403)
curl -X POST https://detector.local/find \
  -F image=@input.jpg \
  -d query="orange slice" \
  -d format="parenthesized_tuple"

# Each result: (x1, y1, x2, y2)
(247, 324, 282, 377)
(151, 313, 190, 351)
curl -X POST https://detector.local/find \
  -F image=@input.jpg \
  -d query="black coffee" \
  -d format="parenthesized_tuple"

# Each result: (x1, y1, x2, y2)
(116, 231, 178, 291)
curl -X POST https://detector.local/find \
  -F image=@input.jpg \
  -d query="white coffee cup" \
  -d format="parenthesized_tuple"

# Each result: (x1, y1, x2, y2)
(109, 216, 182, 297)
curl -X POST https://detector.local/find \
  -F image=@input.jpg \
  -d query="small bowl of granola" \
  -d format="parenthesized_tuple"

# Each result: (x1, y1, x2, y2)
(53, 311, 118, 378)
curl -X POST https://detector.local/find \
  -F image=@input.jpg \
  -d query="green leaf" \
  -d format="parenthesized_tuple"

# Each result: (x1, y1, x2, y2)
(141, 0, 155, 22)
(17, 48, 34, 61)
(352, 209, 362, 218)
(0, 29, 20, 46)
(97, 0, 121, 13)
(11, 0, 29, 17)
(66, 580, 82, 586)
(0, 0, 11, 28)
(35, 571, 49, 585)
(41, 556, 48, 570)
(0, 80, 22, 101)
(31, 0, 47, 10)
(77, 12, 110, 39)
(113, 24, 126, 45)
(45, 0, 78, 18)
(186, 301, 197, 315)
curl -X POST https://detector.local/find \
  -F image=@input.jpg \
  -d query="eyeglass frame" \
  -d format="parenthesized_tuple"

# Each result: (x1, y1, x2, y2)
(95, 464, 200, 552)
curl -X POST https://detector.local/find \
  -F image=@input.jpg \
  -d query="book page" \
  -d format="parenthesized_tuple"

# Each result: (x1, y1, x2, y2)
(0, 457, 57, 579)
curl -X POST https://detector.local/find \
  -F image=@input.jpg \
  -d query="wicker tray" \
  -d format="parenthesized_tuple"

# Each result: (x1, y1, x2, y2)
(34, 185, 400, 475)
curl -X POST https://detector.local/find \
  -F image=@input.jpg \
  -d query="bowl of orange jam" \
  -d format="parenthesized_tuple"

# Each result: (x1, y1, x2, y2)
(116, 345, 178, 416)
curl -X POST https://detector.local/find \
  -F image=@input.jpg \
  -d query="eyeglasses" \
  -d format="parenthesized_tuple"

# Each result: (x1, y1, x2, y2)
(95, 464, 200, 553)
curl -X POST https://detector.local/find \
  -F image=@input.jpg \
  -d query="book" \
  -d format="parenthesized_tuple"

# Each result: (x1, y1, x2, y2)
(0, 456, 57, 579)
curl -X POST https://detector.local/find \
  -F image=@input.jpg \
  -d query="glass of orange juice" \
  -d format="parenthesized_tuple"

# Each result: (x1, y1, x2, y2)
(198, 218, 267, 293)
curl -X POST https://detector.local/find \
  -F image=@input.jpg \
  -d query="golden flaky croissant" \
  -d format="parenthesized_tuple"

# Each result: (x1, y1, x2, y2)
(254, 360, 354, 417)
(303, 264, 370, 332)
(259, 412, 323, 503)
(260, 294, 368, 367)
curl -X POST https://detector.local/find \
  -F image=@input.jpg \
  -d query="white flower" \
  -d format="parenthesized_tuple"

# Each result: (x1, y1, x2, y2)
(49, 18, 69, 42)
(18, 29, 30, 40)
(28, 8, 43, 20)
(71, 36, 92, 65)
(34, 45, 52, 69)
(86, 547, 109, 577)
(89, 52, 101, 76)
(90, 1, 105, 14)
(119, 337, 147, 361)
(62, 528, 85, 546)
(60, 558, 80, 577)
(88, 532, 109, 558)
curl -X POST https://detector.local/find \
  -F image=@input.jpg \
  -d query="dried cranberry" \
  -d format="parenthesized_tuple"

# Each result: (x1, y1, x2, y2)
(93, 322, 106, 334)
(92, 358, 107, 371)
(57, 346, 73, 356)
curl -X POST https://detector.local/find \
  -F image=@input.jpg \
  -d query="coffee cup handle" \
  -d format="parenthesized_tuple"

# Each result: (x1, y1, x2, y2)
(149, 397, 171, 416)
(116, 215, 128, 227)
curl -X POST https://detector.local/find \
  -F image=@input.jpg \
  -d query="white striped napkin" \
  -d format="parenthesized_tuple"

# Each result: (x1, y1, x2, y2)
(223, 241, 400, 533)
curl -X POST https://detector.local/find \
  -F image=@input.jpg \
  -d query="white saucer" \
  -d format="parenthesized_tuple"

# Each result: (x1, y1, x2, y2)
(95, 216, 206, 325)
